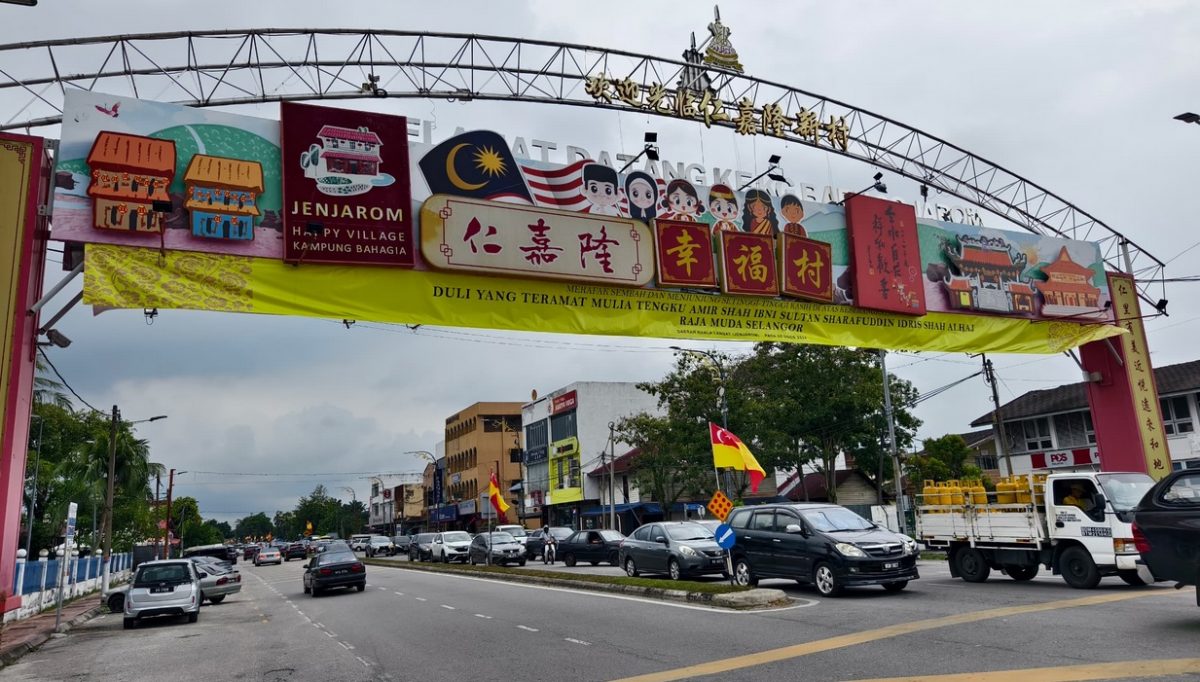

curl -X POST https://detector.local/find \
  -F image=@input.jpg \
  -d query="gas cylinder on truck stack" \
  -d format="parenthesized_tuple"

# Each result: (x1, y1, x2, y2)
(915, 471, 1157, 589)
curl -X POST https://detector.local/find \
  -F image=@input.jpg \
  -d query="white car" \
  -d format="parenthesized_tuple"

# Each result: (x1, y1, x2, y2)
(432, 531, 473, 563)
(124, 560, 201, 629)
(349, 534, 372, 552)
(495, 525, 529, 546)
(365, 536, 395, 557)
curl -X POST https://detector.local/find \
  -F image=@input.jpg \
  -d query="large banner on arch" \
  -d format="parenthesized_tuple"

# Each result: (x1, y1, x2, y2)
(82, 244, 1121, 354)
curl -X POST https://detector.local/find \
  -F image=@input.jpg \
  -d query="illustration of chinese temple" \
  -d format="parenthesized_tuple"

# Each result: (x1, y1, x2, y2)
(315, 125, 382, 177)
(1035, 246, 1103, 318)
(183, 154, 264, 241)
(85, 131, 176, 233)
(941, 234, 1036, 315)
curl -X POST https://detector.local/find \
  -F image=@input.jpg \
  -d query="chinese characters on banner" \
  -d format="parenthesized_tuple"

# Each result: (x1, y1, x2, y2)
(281, 102, 415, 266)
(780, 233, 833, 303)
(654, 220, 718, 289)
(419, 195, 655, 286)
(845, 194, 926, 316)
(1109, 273, 1170, 479)
(719, 231, 778, 296)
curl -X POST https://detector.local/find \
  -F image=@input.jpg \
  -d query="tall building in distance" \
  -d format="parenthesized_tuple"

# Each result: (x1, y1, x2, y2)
(443, 402, 523, 532)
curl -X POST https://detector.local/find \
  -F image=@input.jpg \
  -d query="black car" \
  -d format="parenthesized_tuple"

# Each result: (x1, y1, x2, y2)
(283, 542, 308, 561)
(303, 550, 366, 597)
(409, 533, 437, 562)
(557, 529, 625, 567)
(526, 527, 573, 560)
(726, 503, 918, 597)
(1134, 469, 1200, 606)
(619, 522, 726, 580)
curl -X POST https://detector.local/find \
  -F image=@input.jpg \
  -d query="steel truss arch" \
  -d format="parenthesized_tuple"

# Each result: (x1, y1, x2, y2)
(0, 28, 1163, 296)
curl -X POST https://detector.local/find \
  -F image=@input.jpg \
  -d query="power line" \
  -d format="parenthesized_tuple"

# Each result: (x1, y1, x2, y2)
(184, 470, 419, 477)
(37, 347, 102, 413)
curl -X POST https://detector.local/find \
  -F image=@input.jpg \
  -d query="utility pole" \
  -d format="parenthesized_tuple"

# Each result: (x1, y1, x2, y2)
(879, 351, 906, 536)
(100, 405, 119, 596)
(163, 468, 177, 559)
(981, 354, 1012, 476)
(154, 472, 161, 558)
(608, 422, 616, 532)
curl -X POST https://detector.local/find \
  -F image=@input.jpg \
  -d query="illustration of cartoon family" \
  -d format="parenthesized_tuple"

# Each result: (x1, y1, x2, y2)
(578, 161, 808, 236)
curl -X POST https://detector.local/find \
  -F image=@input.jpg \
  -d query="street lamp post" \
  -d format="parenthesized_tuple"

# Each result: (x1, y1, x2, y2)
(162, 468, 185, 559)
(101, 408, 167, 596)
(671, 346, 728, 498)
(406, 450, 437, 532)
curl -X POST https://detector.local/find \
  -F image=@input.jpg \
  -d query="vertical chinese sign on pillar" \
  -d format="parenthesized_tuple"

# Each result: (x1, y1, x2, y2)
(719, 231, 778, 296)
(1109, 273, 1170, 478)
(281, 102, 414, 266)
(845, 194, 926, 315)
(655, 220, 718, 289)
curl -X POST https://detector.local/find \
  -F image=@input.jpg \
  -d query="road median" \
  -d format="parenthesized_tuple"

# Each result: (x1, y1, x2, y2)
(363, 558, 789, 609)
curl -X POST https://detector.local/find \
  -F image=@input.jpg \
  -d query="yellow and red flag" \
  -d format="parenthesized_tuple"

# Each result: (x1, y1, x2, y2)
(710, 423, 766, 493)
(488, 470, 510, 516)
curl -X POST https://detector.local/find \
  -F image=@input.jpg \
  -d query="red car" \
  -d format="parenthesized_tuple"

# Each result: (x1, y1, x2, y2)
(243, 545, 261, 561)
(283, 542, 308, 562)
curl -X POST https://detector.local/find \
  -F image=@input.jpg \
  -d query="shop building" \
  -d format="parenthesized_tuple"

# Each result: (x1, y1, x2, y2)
(183, 154, 264, 240)
(85, 131, 176, 233)
(444, 403, 523, 532)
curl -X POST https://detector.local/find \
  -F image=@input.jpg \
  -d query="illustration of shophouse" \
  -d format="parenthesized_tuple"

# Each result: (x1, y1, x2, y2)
(942, 234, 1035, 315)
(1036, 246, 1103, 318)
(183, 154, 264, 241)
(315, 125, 382, 177)
(85, 131, 176, 233)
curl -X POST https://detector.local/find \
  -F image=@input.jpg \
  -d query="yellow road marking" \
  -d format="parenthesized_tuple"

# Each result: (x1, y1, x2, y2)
(610, 590, 1181, 682)
(847, 658, 1200, 682)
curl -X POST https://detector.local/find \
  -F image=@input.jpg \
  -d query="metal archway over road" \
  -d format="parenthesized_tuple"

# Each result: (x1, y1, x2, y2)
(0, 29, 1165, 297)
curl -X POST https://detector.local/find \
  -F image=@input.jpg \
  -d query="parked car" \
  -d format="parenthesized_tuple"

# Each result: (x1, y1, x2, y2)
(619, 522, 726, 581)
(410, 533, 438, 562)
(468, 532, 527, 566)
(188, 557, 242, 604)
(303, 549, 366, 597)
(431, 531, 472, 563)
(243, 544, 261, 561)
(392, 535, 412, 554)
(283, 542, 308, 561)
(255, 547, 283, 566)
(495, 524, 529, 547)
(526, 526, 574, 560)
(123, 560, 202, 629)
(349, 534, 372, 552)
(726, 503, 918, 597)
(366, 536, 395, 557)
(183, 544, 238, 566)
(558, 529, 626, 567)
(1134, 469, 1200, 606)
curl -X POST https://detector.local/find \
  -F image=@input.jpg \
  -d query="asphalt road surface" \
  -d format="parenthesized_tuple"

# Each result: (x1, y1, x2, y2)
(3, 557, 1197, 682)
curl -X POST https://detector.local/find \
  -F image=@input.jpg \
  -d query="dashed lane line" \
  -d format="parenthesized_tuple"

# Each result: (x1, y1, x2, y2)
(517, 625, 539, 632)
(414, 597, 427, 602)
(440, 605, 456, 610)
(474, 614, 493, 619)
(394, 591, 404, 596)
(565, 638, 592, 646)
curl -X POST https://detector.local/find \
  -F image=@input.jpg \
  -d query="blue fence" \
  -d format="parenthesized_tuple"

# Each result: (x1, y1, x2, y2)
(11, 553, 130, 596)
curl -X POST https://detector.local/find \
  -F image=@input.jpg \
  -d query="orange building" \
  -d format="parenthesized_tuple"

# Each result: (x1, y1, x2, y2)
(444, 402, 524, 532)
(1038, 246, 1101, 310)
(85, 132, 175, 233)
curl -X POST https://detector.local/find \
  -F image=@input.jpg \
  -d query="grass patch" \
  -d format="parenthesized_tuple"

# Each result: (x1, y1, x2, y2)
(364, 559, 749, 595)
(920, 551, 948, 561)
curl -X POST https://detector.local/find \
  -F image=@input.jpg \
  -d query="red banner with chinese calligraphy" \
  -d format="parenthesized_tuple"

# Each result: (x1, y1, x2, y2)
(281, 102, 414, 266)
(719, 231, 778, 296)
(655, 220, 717, 289)
(780, 233, 833, 303)
(845, 194, 925, 316)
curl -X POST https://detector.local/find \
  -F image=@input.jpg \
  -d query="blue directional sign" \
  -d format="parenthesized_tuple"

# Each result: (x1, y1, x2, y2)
(713, 523, 736, 550)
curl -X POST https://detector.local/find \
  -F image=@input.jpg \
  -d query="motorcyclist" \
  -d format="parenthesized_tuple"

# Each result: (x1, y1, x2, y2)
(542, 529, 557, 565)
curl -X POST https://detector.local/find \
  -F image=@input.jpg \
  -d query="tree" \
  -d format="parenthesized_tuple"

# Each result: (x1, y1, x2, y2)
(234, 512, 273, 541)
(272, 510, 297, 540)
(613, 413, 712, 520)
(170, 496, 207, 548)
(33, 357, 71, 409)
(906, 434, 977, 486)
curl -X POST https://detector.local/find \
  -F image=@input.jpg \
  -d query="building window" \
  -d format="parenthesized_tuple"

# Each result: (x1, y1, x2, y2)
(1053, 411, 1096, 448)
(1021, 418, 1053, 452)
(975, 445, 998, 471)
(550, 411, 577, 441)
(483, 415, 520, 433)
(1161, 396, 1193, 436)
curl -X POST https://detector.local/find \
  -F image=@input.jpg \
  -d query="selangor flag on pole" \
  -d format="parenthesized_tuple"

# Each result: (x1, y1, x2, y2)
(710, 423, 767, 493)
(488, 470, 510, 516)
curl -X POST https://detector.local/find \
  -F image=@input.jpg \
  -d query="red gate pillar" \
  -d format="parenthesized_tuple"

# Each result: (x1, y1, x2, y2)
(1079, 273, 1170, 479)
(0, 133, 50, 612)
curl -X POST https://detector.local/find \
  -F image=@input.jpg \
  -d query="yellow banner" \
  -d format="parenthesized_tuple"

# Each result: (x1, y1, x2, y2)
(83, 244, 1123, 354)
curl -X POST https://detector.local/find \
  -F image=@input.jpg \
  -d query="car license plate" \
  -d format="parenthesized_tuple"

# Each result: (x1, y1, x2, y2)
(150, 586, 173, 594)
(335, 569, 347, 574)
(884, 562, 899, 570)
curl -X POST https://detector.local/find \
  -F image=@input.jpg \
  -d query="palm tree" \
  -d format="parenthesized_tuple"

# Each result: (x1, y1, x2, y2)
(60, 417, 156, 551)
(32, 358, 71, 408)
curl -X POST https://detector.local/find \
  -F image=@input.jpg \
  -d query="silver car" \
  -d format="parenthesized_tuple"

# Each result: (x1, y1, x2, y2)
(190, 558, 243, 604)
(468, 532, 527, 566)
(124, 560, 201, 629)
(254, 547, 283, 565)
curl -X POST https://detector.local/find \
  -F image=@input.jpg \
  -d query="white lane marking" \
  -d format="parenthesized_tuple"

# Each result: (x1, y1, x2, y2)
(338, 641, 352, 649)
(357, 656, 371, 667)
(440, 604, 456, 610)
(394, 591, 405, 596)
(379, 568, 819, 614)
(378, 587, 387, 591)
(326, 631, 336, 638)
(414, 597, 427, 602)
(517, 625, 539, 632)
(474, 614, 492, 619)
(565, 638, 591, 646)
(312, 622, 322, 628)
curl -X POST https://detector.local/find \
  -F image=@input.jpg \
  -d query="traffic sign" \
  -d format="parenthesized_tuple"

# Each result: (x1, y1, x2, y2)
(713, 523, 736, 550)
(707, 491, 733, 521)
(64, 502, 78, 543)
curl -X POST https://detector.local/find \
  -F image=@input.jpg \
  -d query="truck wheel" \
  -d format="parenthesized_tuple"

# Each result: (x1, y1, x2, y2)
(813, 561, 844, 597)
(1005, 565, 1039, 581)
(1118, 570, 1147, 586)
(1059, 546, 1101, 589)
(956, 548, 991, 583)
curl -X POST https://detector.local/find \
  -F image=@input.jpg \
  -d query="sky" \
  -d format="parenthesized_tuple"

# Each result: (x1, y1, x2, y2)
(4, 1, 1200, 524)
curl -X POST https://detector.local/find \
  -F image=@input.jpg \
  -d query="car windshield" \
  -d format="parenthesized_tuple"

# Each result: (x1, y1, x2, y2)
(135, 564, 191, 586)
(443, 532, 470, 542)
(551, 528, 573, 539)
(488, 533, 516, 544)
(320, 551, 357, 565)
(801, 507, 875, 532)
(666, 523, 714, 541)
(598, 530, 624, 541)
(499, 526, 527, 537)
(1097, 473, 1156, 511)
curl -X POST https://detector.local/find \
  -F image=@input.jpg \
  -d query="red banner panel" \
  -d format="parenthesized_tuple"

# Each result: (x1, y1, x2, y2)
(846, 194, 925, 315)
(780, 233, 833, 303)
(281, 102, 414, 266)
(655, 219, 717, 289)
(719, 231, 778, 296)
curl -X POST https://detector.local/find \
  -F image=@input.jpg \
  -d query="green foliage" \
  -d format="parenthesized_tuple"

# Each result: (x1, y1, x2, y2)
(149, 124, 282, 213)
(906, 434, 976, 485)
(613, 413, 712, 520)
(234, 512, 273, 540)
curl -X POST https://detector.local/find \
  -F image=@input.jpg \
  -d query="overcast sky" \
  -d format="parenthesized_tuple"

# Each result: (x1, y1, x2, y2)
(5, 1, 1199, 524)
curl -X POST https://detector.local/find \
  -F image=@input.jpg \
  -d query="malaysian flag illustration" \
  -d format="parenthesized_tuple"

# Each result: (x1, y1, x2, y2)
(519, 159, 668, 215)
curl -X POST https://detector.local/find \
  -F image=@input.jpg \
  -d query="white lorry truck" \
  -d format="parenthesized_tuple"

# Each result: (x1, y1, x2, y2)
(916, 471, 1156, 588)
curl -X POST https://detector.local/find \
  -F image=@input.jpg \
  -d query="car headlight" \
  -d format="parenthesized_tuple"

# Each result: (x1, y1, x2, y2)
(678, 546, 698, 558)
(834, 542, 866, 558)
(903, 539, 918, 555)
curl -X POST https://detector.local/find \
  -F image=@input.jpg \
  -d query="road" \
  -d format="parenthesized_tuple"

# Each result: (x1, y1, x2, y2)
(2, 556, 1197, 682)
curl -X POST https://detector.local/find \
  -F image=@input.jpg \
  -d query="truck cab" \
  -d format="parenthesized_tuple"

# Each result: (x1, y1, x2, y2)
(1043, 472, 1153, 583)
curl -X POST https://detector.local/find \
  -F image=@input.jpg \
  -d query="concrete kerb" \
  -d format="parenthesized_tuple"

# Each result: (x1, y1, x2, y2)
(0, 602, 106, 669)
(363, 559, 789, 609)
